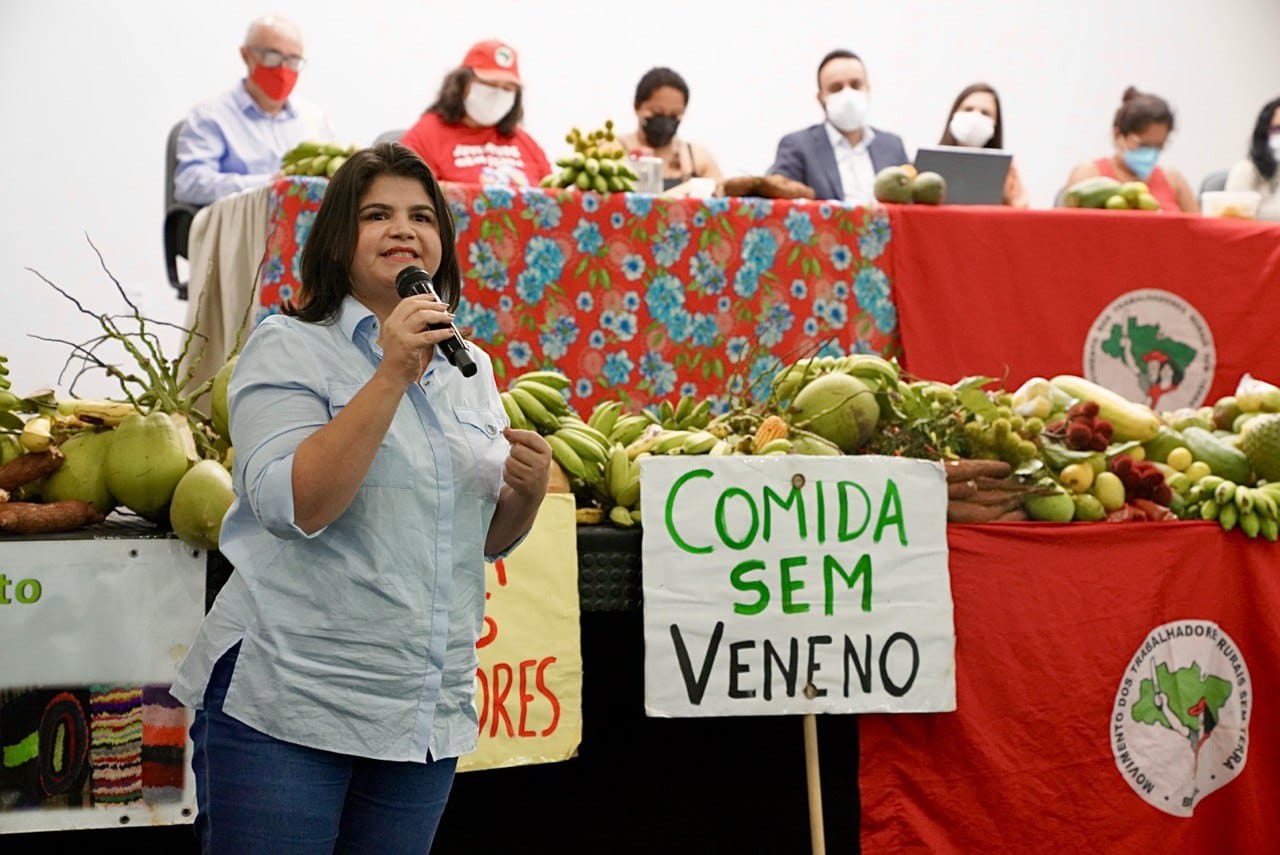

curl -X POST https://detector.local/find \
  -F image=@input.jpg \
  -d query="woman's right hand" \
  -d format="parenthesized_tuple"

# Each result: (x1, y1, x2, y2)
(376, 294, 457, 388)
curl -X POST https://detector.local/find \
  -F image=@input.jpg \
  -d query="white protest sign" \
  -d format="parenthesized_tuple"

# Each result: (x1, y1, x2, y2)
(641, 455, 955, 718)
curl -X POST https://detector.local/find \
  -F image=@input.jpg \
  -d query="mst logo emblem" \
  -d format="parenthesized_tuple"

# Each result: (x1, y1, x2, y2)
(1111, 620, 1251, 817)
(1083, 289, 1215, 411)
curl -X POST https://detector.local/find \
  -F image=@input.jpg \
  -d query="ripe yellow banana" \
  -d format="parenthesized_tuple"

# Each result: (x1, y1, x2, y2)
(56, 398, 139, 427)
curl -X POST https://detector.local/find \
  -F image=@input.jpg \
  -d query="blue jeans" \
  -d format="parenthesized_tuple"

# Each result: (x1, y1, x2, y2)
(191, 645, 457, 854)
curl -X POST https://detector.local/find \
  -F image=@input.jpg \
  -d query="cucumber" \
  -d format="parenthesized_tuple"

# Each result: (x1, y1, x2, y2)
(1181, 426, 1253, 484)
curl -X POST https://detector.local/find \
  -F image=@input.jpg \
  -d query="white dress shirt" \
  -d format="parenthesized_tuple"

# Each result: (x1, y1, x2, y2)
(825, 122, 878, 206)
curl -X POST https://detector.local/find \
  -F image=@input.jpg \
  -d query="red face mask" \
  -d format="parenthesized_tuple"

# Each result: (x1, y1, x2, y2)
(250, 64, 298, 102)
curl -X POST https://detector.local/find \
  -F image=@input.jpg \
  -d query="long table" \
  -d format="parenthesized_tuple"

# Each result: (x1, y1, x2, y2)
(182, 181, 1280, 417)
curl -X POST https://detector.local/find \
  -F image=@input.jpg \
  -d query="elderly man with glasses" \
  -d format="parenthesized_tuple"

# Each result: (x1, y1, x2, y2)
(174, 14, 335, 205)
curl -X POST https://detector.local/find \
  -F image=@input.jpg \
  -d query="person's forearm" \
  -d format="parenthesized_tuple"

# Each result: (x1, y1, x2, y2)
(484, 485, 542, 556)
(174, 166, 270, 206)
(291, 371, 406, 533)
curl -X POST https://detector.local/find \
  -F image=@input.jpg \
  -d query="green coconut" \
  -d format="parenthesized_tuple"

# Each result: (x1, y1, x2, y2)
(169, 459, 235, 551)
(210, 354, 238, 444)
(104, 412, 191, 517)
(42, 429, 117, 514)
(788, 372, 880, 453)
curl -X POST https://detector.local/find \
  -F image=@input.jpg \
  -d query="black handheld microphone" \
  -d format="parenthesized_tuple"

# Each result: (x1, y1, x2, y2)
(395, 266, 477, 378)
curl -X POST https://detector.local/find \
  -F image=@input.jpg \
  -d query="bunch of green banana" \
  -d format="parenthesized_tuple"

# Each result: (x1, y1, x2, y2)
(623, 424, 722, 459)
(546, 416, 611, 488)
(603, 443, 643, 528)
(541, 120, 639, 193)
(652, 395, 713, 431)
(1180, 475, 1280, 541)
(588, 400, 652, 448)
(281, 141, 359, 178)
(500, 369, 576, 434)
(770, 353, 901, 404)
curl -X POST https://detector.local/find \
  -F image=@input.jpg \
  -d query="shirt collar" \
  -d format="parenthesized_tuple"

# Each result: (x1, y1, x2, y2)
(825, 121, 876, 152)
(337, 294, 376, 343)
(336, 294, 446, 374)
(234, 80, 297, 119)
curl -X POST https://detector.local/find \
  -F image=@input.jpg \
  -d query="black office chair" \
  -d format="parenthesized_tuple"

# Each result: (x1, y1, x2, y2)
(164, 119, 203, 300)
(1199, 168, 1229, 196)
(374, 128, 407, 146)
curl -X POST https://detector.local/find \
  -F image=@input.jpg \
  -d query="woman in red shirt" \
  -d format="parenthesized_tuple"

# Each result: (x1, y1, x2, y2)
(400, 39, 552, 189)
(1065, 86, 1198, 213)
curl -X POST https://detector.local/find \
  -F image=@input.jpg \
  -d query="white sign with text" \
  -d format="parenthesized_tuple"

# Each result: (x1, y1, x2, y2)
(642, 455, 955, 718)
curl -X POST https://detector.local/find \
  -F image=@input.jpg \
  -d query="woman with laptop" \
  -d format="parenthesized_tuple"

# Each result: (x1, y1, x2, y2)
(936, 83, 1029, 207)
(1064, 86, 1199, 213)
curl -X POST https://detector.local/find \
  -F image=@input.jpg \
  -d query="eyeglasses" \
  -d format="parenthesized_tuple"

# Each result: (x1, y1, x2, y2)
(249, 47, 306, 71)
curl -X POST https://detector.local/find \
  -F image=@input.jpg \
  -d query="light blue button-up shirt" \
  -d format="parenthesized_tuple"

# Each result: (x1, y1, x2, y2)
(171, 296, 514, 762)
(174, 81, 335, 206)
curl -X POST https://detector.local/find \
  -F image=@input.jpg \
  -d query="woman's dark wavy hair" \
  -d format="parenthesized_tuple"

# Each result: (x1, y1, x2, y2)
(1113, 85, 1175, 136)
(426, 67, 524, 137)
(288, 142, 461, 324)
(1247, 96, 1280, 180)
(634, 67, 689, 109)
(938, 82, 1004, 149)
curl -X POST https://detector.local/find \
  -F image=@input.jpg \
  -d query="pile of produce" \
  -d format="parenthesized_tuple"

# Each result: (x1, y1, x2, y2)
(540, 120, 640, 193)
(873, 165, 946, 205)
(0, 255, 237, 549)
(8, 249, 1280, 547)
(281, 140, 360, 178)
(496, 355, 1280, 540)
(1062, 176, 1159, 211)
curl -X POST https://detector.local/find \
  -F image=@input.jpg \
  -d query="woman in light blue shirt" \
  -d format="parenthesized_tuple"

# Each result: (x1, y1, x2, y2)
(170, 142, 552, 854)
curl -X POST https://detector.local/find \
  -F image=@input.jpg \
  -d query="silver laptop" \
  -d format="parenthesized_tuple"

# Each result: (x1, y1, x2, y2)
(913, 145, 1012, 205)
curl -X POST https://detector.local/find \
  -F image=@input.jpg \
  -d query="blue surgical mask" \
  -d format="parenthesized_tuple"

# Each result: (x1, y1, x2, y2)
(1122, 146, 1160, 180)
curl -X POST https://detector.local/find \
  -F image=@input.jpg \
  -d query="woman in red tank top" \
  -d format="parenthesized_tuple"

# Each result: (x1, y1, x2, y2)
(1064, 86, 1199, 213)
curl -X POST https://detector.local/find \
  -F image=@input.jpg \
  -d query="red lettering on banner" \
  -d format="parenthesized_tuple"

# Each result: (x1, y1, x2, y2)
(536, 656, 560, 736)
(474, 657, 561, 739)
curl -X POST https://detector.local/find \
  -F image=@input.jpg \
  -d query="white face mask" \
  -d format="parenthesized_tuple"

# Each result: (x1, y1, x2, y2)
(949, 111, 996, 147)
(464, 81, 517, 127)
(1270, 135, 1280, 161)
(824, 87, 869, 133)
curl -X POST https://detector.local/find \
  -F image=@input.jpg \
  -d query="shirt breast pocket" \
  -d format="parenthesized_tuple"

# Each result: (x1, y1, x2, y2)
(327, 384, 417, 488)
(452, 406, 506, 502)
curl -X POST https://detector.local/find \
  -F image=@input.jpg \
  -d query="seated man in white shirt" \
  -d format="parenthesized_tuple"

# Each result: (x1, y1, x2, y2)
(174, 14, 335, 206)
(767, 49, 909, 205)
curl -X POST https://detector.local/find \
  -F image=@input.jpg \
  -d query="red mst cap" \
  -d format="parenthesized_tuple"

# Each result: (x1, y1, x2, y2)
(462, 39, 521, 86)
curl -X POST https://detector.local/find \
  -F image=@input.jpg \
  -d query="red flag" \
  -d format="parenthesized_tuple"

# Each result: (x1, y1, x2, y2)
(888, 206, 1280, 407)
(860, 520, 1280, 851)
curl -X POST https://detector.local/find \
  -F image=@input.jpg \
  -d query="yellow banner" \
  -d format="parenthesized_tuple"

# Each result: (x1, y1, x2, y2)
(459, 492, 582, 771)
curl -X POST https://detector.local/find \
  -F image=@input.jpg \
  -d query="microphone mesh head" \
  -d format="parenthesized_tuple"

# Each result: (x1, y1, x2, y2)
(395, 265, 432, 298)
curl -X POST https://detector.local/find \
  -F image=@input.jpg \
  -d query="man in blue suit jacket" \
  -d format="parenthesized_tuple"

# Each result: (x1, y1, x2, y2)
(768, 49, 908, 204)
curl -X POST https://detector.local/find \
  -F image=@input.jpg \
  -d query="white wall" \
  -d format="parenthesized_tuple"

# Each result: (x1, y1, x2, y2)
(2, 0, 1277, 398)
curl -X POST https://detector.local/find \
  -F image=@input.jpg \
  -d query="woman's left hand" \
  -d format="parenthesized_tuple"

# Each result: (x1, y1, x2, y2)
(502, 427, 552, 500)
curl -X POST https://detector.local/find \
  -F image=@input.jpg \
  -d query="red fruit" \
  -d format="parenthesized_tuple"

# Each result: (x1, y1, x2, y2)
(1090, 435, 1108, 452)
(1094, 419, 1113, 440)
(1067, 423, 1093, 448)
(1111, 455, 1133, 477)
(1153, 483, 1173, 506)
(1083, 401, 1100, 418)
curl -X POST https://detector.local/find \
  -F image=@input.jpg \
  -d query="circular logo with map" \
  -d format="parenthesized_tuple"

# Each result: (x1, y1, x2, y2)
(493, 45, 516, 68)
(1083, 289, 1215, 411)
(1110, 620, 1250, 817)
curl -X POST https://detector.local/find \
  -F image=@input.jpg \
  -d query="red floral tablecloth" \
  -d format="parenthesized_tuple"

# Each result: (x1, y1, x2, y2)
(258, 179, 900, 413)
